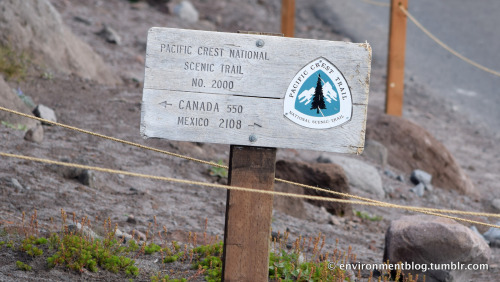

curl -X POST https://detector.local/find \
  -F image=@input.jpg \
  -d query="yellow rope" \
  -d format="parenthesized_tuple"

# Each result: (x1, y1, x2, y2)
(399, 5, 500, 78)
(0, 106, 224, 168)
(1, 151, 499, 229)
(2, 105, 500, 220)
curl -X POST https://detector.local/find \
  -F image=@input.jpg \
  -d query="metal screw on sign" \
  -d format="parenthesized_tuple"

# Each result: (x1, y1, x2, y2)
(256, 39, 265, 48)
(249, 134, 257, 142)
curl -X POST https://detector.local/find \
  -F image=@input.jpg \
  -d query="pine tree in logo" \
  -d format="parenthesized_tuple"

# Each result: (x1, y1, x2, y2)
(310, 74, 327, 114)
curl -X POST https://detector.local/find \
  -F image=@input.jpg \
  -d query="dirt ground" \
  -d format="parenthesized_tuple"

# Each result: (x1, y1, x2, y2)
(1, 0, 499, 281)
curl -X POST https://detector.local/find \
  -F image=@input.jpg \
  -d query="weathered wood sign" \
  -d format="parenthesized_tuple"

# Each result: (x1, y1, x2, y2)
(141, 28, 371, 153)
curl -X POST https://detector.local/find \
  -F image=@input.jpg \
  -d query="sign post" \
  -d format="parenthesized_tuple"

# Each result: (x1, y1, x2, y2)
(386, 0, 409, 116)
(141, 27, 371, 280)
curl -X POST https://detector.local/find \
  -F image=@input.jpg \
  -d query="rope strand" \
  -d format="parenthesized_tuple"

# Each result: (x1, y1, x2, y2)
(2, 151, 499, 229)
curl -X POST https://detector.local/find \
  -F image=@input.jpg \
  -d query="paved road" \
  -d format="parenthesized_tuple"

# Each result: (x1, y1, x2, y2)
(318, 0, 500, 132)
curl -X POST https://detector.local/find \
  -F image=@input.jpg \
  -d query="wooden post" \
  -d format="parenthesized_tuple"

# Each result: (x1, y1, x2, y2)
(386, 0, 408, 116)
(281, 0, 295, 37)
(222, 145, 276, 281)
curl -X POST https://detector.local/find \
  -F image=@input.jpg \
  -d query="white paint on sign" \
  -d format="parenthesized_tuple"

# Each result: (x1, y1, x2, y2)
(141, 28, 372, 154)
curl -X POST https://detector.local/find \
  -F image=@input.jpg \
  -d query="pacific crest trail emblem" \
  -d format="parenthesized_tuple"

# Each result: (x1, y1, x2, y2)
(284, 57, 353, 129)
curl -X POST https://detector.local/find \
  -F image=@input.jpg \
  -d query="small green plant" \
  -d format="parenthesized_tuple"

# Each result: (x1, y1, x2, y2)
(1, 120, 27, 131)
(208, 160, 228, 178)
(144, 242, 162, 254)
(354, 210, 383, 221)
(16, 261, 32, 271)
(41, 71, 54, 80)
(0, 241, 5, 246)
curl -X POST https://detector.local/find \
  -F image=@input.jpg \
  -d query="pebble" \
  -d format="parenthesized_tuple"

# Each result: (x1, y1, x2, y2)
(33, 104, 57, 125)
(173, 1, 199, 23)
(97, 24, 121, 45)
(24, 123, 44, 143)
(130, 229, 147, 241)
(126, 215, 137, 224)
(78, 170, 96, 188)
(410, 169, 433, 192)
(410, 183, 425, 197)
(491, 199, 500, 212)
(9, 178, 24, 190)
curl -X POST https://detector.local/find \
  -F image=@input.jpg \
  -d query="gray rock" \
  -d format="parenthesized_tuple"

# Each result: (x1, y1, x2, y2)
(78, 170, 96, 188)
(331, 156, 385, 199)
(68, 222, 102, 240)
(384, 169, 397, 179)
(97, 24, 121, 45)
(24, 123, 44, 143)
(410, 169, 433, 192)
(483, 221, 500, 248)
(363, 139, 388, 167)
(33, 104, 57, 125)
(173, 1, 199, 23)
(491, 199, 500, 212)
(410, 183, 425, 197)
(396, 174, 405, 183)
(470, 226, 488, 244)
(115, 228, 133, 243)
(384, 215, 491, 282)
(9, 178, 23, 190)
(126, 215, 137, 224)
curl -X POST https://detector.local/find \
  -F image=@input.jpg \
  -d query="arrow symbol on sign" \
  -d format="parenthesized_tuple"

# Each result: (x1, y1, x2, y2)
(159, 101, 173, 108)
(248, 123, 262, 128)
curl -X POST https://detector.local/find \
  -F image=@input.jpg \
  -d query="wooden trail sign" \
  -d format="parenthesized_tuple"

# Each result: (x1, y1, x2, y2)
(141, 27, 371, 281)
(141, 28, 372, 154)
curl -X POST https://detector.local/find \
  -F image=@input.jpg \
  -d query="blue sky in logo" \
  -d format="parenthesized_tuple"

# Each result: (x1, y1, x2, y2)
(294, 70, 340, 117)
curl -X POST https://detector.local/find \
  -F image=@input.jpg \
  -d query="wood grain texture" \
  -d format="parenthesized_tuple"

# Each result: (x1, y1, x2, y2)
(386, 0, 408, 116)
(222, 146, 276, 282)
(141, 28, 372, 154)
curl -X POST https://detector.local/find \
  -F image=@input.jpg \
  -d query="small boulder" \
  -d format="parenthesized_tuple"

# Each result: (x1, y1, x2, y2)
(33, 104, 56, 124)
(363, 139, 388, 167)
(384, 215, 490, 281)
(410, 169, 433, 191)
(483, 222, 500, 248)
(96, 24, 121, 45)
(491, 199, 500, 212)
(173, 1, 199, 23)
(409, 183, 425, 197)
(24, 123, 44, 143)
(324, 155, 385, 199)
(275, 160, 352, 217)
(367, 114, 476, 195)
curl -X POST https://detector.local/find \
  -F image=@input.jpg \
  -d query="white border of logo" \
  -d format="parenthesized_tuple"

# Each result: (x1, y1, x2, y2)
(284, 57, 352, 129)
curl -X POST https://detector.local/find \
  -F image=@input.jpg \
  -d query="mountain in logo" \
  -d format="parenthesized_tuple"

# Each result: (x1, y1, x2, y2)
(294, 70, 340, 117)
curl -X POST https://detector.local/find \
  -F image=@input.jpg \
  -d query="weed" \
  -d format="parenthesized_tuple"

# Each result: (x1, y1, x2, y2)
(144, 242, 162, 254)
(41, 71, 53, 80)
(15, 87, 35, 109)
(0, 44, 29, 81)
(354, 210, 383, 222)
(16, 261, 32, 271)
(208, 160, 228, 178)
(1, 120, 28, 131)
(0, 241, 4, 246)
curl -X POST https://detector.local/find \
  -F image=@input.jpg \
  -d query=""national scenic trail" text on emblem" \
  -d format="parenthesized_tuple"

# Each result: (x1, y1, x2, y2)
(284, 57, 353, 129)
